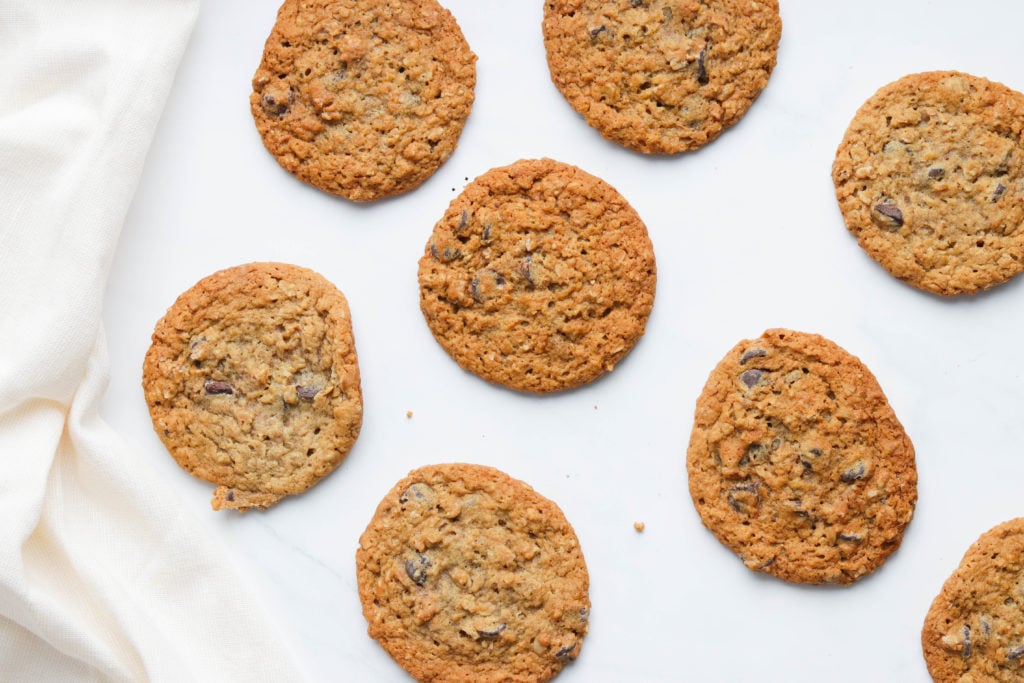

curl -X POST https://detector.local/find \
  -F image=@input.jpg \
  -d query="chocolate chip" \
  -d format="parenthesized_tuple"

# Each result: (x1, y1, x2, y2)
(429, 242, 461, 262)
(204, 380, 234, 395)
(962, 625, 972, 659)
(471, 269, 506, 303)
(993, 183, 1007, 202)
(808, 448, 822, 457)
(589, 25, 606, 39)
(399, 483, 431, 504)
(226, 490, 235, 502)
(459, 210, 469, 230)
(739, 369, 763, 388)
(697, 46, 709, 85)
(1007, 645, 1024, 661)
(630, 0, 642, 6)
(840, 461, 866, 483)
(404, 555, 431, 585)
(261, 89, 293, 116)
(482, 224, 492, 241)
(837, 532, 862, 543)
(927, 167, 945, 180)
(478, 623, 507, 639)
(727, 481, 759, 512)
(555, 642, 578, 659)
(739, 348, 767, 365)
(296, 385, 321, 401)
(873, 202, 904, 229)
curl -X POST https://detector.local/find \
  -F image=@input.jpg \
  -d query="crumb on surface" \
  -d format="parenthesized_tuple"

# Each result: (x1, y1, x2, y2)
(593, 405, 598, 410)
(406, 410, 413, 419)
(633, 521, 645, 532)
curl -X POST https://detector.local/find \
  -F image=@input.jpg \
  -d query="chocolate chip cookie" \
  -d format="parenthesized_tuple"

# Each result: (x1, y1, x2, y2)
(356, 463, 590, 683)
(417, 158, 657, 393)
(923, 518, 1024, 682)
(832, 71, 1024, 295)
(542, 0, 782, 154)
(251, 0, 476, 202)
(142, 262, 362, 511)
(686, 329, 916, 584)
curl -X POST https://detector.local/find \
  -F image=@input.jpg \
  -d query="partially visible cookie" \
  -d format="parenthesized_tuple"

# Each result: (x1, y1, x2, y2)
(417, 158, 657, 393)
(251, 0, 476, 202)
(542, 0, 782, 154)
(143, 262, 362, 511)
(686, 329, 916, 584)
(922, 519, 1024, 682)
(356, 463, 590, 683)
(832, 71, 1024, 295)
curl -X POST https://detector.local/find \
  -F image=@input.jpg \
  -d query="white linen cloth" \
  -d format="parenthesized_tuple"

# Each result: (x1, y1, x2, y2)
(0, 2, 304, 680)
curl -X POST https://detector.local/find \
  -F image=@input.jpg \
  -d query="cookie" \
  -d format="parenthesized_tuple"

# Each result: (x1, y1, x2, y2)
(542, 0, 782, 154)
(686, 329, 916, 584)
(832, 71, 1024, 295)
(922, 519, 1024, 682)
(356, 463, 590, 683)
(417, 158, 656, 393)
(142, 262, 362, 511)
(250, 0, 476, 202)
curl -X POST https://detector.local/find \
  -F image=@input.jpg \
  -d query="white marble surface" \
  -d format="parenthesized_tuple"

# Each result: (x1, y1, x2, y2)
(100, 1, 1024, 680)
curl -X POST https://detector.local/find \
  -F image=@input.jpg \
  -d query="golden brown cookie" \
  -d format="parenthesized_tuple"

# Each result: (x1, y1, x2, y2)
(250, 0, 476, 202)
(832, 71, 1024, 296)
(356, 463, 590, 683)
(922, 519, 1024, 682)
(542, 0, 782, 154)
(417, 158, 657, 393)
(686, 329, 916, 584)
(142, 262, 362, 511)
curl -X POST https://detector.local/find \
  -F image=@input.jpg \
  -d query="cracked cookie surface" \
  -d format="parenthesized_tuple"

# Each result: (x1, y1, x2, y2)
(832, 71, 1024, 295)
(142, 262, 362, 511)
(417, 158, 656, 393)
(356, 463, 590, 683)
(251, 0, 476, 201)
(542, 0, 781, 154)
(686, 329, 916, 584)
(923, 518, 1024, 682)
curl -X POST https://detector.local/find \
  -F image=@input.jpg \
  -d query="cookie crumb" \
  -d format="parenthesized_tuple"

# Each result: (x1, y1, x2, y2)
(406, 410, 413, 419)
(593, 405, 598, 410)
(633, 521, 645, 532)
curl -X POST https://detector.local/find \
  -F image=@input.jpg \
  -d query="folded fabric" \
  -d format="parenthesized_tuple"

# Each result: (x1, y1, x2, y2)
(0, 1, 304, 680)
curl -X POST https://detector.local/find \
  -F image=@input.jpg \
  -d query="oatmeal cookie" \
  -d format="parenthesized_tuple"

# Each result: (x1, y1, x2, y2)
(356, 463, 590, 682)
(833, 71, 1024, 295)
(686, 329, 916, 584)
(251, 0, 476, 201)
(142, 262, 362, 511)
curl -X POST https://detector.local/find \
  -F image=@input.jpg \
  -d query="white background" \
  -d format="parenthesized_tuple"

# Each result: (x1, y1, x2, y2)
(101, 1, 1024, 680)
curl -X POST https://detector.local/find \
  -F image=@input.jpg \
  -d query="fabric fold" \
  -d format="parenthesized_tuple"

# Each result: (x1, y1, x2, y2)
(0, 1, 305, 680)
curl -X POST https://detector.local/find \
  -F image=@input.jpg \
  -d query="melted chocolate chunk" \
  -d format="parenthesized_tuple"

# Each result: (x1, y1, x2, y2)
(204, 380, 234, 395)
(993, 183, 1007, 202)
(478, 623, 507, 639)
(589, 25, 606, 39)
(555, 641, 578, 659)
(840, 462, 866, 483)
(697, 47, 709, 85)
(739, 369, 764, 388)
(404, 555, 431, 585)
(927, 167, 945, 180)
(740, 348, 767, 365)
(296, 385, 322, 401)
(873, 202, 904, 229)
